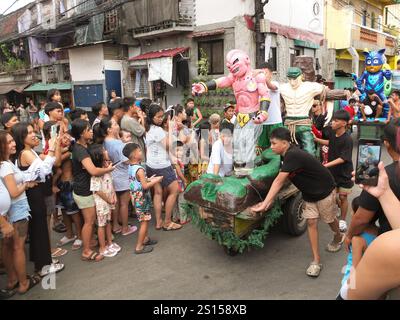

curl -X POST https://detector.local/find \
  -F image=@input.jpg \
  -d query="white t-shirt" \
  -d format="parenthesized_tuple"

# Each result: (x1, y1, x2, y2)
(264, 81, 282, 125)
(207, 140, 233, 177)
(146, 125, 171, 169)
(0, 178, 11, 216)
(0, 161, 27, 204)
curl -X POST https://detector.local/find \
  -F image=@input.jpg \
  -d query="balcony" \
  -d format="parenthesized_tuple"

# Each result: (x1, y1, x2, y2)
(351, 23, 397, 56)
(131, 0, 194, 40)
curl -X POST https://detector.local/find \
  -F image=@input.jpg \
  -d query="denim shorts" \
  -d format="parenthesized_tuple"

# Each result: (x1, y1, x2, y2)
(57, 181, 79, 215)
(146, 165, 177, 188)
(8, 199, 31, 224)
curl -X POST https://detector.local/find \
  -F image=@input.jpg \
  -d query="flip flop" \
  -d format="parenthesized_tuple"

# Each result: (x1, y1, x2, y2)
(143, 238, 158, 246)
(81, 251, 104, 262)
(122, 225, 138, 236)
(18, 275, 41, 295)
(134, 246, 153, 254)
(51, 247, 68, 258)
(162, 222, 182, 231)
(57, 235, 77, 247)
(0, 288, 16, 299)
(71, 239, 82, 251)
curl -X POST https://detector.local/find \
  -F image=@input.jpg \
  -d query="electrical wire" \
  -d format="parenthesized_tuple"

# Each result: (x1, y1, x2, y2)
(1, 0, 19, 16)
(1, 0, 128, 42)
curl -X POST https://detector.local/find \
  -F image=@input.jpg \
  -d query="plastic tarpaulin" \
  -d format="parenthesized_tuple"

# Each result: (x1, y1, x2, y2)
(124, 0, 178, 30)
(148, 57, 173, 86)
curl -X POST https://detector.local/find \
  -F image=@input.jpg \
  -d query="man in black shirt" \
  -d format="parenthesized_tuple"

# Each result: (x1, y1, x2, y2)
(345, 119, 400, 248)
(360, 90, 383, 120)
(252, 128, 345, 278)
(314, 110, 354, 233)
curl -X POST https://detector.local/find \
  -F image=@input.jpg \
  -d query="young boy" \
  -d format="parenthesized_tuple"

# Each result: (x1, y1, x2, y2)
(1, 112, 19, 132)
(343, 98, 357, 124)
(388, 90, 400, 120)
(251, 127, 344, 278)
(70, 108, 89, 122)
(171, 141, 189, 224)
(222, 104, 235, 125)
(123, 143, 163, 254)
(92, 102, 109, 127)
(207, 122, 234, 177)
(208, 113, 221, 146)
(119, 129, 132, 144)
(337, 197, 378, 300)
(55, 132, 83, 251)
(360, 90, 383, 120)
(314, 110, 354, 232)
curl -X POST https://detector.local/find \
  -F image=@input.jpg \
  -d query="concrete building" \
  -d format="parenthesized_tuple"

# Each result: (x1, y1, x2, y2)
(325, 0, 400, 78)
(261, 0, 330, 82)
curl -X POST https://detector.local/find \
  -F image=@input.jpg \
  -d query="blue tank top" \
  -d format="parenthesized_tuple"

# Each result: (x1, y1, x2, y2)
(341, 232, 376, 285)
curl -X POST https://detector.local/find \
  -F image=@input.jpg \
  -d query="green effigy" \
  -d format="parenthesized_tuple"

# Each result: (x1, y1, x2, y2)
(184, 148, 283, 253)
(184, 148, 281, 213)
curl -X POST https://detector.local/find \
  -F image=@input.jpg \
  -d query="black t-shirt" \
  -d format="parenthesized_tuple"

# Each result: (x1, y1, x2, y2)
(359, 161, 400, 234)
(327, 130, 354, 188)
(72, 143, 91, 196)
(313, 113, 326, 131)
(281, 146, 336, 202)
(362, 95, 381, 117)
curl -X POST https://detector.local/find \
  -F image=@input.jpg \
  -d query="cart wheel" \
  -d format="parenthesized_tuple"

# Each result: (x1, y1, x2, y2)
(223, 246, 239, 256)
(282, 193, 306, 236)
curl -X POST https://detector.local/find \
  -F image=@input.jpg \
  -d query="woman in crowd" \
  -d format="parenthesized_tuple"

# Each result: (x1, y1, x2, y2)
(11, 123, 64, 276)
(98, 117, 137, 236)
(146, 104, 181, 231)
(0, 131, 39, 295)
(70, 119, 114, 262)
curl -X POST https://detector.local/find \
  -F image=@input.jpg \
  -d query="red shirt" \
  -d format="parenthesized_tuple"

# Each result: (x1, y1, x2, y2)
(343, 106, 355, 119)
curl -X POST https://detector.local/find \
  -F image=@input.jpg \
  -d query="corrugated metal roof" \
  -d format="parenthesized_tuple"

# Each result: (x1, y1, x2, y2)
(129, 47, 189, 61)
(24, 82, 72, 92)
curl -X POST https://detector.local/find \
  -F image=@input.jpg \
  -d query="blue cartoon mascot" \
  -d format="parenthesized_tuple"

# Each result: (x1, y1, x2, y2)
(352, 49, 392, 118)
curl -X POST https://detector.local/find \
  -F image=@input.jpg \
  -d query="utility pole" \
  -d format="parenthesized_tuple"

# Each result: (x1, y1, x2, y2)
(254, 0, 269, 68)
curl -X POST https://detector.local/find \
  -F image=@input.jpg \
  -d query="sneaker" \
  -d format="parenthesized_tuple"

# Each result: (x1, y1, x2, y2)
(339, 220, 347, 232)
(108, 243, 121, 253)
(100, 248, 118, 258)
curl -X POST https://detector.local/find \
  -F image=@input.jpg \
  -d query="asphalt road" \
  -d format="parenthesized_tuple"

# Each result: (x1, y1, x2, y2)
(2, 130, 392, 300)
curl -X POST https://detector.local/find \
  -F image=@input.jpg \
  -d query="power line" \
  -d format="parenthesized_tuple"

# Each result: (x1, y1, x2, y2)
(1, 0, 19, 16)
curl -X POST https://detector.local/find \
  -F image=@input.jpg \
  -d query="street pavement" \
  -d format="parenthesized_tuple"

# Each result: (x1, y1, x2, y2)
(1, 130, 391, 300)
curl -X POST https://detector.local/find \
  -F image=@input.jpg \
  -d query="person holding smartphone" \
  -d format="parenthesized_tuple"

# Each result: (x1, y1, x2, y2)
(98, 117, 137, 236)
(345, 119, 400, 250)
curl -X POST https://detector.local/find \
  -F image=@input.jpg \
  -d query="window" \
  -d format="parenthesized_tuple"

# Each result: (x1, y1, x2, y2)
(104, 9, 118, 34)
(198, 40, 224, 75)
(268, 47, 277, 72)
(290, 47, 303, 67)
(371, 12, 375, 29)
(362, 10, 367, 27)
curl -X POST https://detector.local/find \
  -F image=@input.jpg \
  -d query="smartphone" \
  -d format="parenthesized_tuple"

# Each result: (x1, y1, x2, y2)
(355, 139, 382, 186)
(112, 160, 121, 167)
(50, 124, 60, 139)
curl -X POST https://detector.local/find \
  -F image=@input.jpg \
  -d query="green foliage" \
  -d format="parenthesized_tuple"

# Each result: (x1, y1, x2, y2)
(184, 202, 284, 253)
(197, 48, 209, 79)
(0, 44, 26, 73)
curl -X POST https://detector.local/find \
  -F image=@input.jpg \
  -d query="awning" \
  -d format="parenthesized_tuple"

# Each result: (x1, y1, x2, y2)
(129, 47, 189, 61)
(129, 47, 189, 86)
(0, 83, 31, 95)
(24, 83, 72, 92)
(191, 29, 225, 38)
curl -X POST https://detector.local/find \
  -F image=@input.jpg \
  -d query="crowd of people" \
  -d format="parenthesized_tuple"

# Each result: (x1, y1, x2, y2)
(0, 62, 400, 300)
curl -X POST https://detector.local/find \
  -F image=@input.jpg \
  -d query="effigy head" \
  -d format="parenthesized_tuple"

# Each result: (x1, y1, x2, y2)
(287, 67, 303, 89)
(226, 49, 250, 78)
(363, 49, 386, 73)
